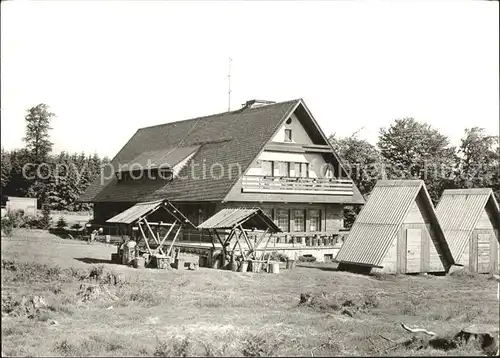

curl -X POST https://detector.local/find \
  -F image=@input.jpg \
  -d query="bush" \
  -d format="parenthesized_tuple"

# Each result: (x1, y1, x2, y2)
(56, 216, 67, 229)
(154, 336, 192, 357)
(1, 216, 15, 236)
(241, 333, 281, 357)
(71, 223, 83, 230)
(5, 210, 25, 228)
(298, 255, 317, 263)
(39, 202, 51, 229)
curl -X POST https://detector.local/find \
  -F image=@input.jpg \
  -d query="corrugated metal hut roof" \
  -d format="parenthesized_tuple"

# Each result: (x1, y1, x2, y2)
(106, 199, 195, 228)
(436, 188, 500, 262)
(335, 180, 453, 268)
(198, 207, 281, 232)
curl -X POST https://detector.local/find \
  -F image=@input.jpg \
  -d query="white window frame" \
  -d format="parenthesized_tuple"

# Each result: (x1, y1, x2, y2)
(309, 209, 321, 232)
(293, 209, 305, 232)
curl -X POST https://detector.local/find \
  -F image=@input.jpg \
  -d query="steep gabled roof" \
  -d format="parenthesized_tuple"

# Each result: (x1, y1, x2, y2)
(436, 188, 500, 263)
(79, 99, 363, 203)
(335, 180, 453, 268)
(80, 100, 299, 202)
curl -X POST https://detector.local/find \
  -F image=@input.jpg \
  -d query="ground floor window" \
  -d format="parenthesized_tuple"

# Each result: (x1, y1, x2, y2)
(293, 209, 305, 232)
(276, 209, 289, 232)
(309, 209, 321, 232)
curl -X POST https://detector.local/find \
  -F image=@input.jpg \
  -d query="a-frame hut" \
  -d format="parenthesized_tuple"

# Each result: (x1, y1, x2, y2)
(436, 188, 500, 274)
(335, 180, 454, 274)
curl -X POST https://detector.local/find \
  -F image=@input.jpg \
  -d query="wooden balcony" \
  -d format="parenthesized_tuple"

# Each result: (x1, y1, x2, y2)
(241, 176, 354, 196)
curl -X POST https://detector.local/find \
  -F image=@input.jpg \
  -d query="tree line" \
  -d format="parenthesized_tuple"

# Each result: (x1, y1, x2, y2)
(1, 104, 109, 211)
(330, 118, 499, 227)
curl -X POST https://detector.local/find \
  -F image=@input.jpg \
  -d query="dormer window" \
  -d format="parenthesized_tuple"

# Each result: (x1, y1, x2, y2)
(284, 129, 292, 142)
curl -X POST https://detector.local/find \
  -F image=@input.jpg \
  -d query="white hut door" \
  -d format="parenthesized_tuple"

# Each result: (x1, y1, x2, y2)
(477, 234, 491, 273)
(406, 229, 422, 273)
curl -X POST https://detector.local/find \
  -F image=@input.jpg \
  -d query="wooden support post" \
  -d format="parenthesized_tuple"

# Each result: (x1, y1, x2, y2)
(214, 230, 226, 247)
(157, 221, 176, 255)
(138, 221, 153, 256)
(234, 229, 247, 261)
(208, 230, 216, 250)
(254, 229, 269, 251)
(166, 224, 182, 258)
(214, 230, 229, 269)
(144, 219, 161, 248)
(260, 234, 272, 261)
(224, 229, 236, 247)
(239, 225, 255, 258)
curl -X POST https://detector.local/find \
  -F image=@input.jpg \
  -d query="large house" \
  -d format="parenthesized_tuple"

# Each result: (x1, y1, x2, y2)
(79, 99, 364, 247)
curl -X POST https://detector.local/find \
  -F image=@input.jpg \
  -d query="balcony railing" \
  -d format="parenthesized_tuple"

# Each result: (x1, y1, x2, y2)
(241, 176, 354, 195)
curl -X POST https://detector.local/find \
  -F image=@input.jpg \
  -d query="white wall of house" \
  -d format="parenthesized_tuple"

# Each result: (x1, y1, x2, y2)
(270, 113, 314, 144)
(246, 152, 331, 178)
(246, 113, 333, 178)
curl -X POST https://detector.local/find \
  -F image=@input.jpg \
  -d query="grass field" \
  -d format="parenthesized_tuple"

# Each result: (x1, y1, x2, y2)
(1, 229, 499, 357)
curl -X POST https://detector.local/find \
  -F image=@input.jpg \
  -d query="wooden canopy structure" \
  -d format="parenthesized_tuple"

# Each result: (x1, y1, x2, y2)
(197, 208, 281, 265)
(107, 199, 195, 260)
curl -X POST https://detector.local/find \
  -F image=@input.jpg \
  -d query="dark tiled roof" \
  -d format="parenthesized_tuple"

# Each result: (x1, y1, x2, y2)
(119, 145, 200, 171)
(80, 100, 299, 202)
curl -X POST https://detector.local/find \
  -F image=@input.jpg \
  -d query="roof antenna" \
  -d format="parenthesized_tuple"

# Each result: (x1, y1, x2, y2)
(227, 57, 232, 112)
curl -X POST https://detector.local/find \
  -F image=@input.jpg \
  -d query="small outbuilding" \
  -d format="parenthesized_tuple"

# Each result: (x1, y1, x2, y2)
(436, 188, 499, 274)
(335, 180, 454, 274)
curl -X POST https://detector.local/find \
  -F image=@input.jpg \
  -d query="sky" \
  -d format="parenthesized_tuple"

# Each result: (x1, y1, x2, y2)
(1, 0, 499, 159)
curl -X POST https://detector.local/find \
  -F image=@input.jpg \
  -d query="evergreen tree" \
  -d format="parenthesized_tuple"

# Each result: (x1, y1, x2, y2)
(23, 104, 55, 163)
(1, 148, 11, 193)
(4, 149, 31, 198)
(23, 104, 55, 204)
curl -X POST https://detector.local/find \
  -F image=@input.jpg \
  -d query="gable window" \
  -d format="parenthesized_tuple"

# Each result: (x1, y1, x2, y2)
(292, 163, 309, 178)
(276, 161, 290, 177)
(293, 210, 305, 232)
(276, 209, 289, 232)
(300, 163, 309, 178)
(309, 210, 321, 232)
(262, 161, 273, 177)
(284, 129, 292, 142)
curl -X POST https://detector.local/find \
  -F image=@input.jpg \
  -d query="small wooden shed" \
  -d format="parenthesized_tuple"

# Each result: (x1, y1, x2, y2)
(436, 188, 499, 274)
(335, 180, 454, 274)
